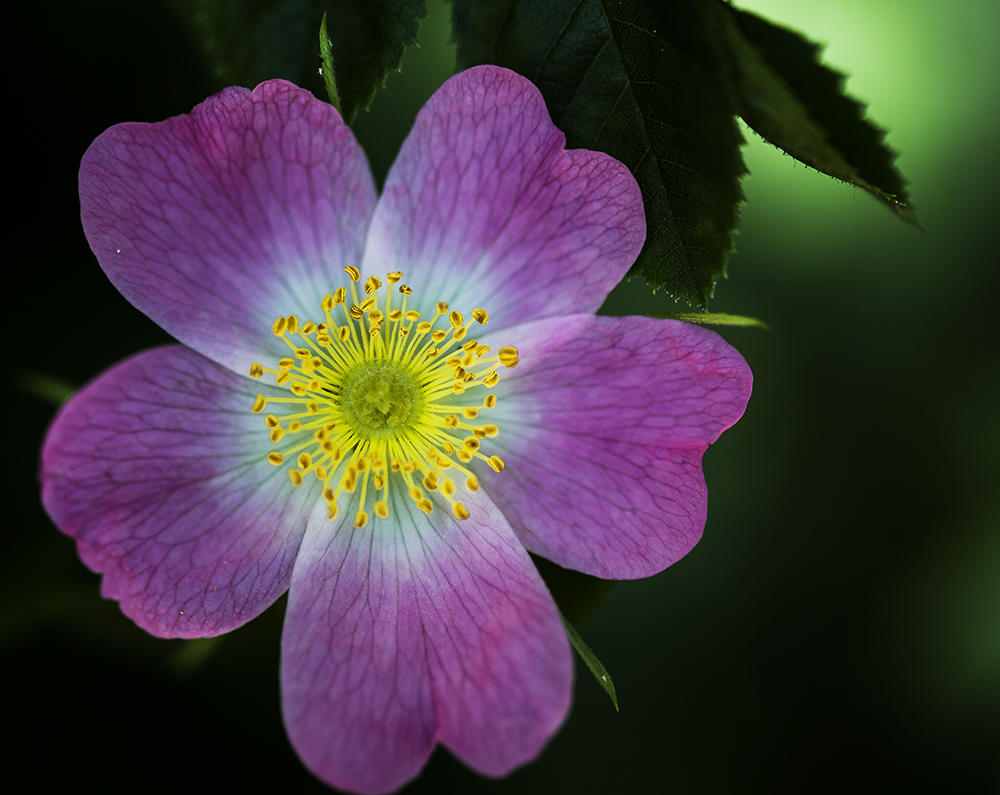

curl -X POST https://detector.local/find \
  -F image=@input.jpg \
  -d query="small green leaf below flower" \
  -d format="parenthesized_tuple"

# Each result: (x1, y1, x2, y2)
(559, 609, 618, 712)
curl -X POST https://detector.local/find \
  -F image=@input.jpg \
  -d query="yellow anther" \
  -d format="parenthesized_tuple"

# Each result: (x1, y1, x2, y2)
(430, 329, 447, 342)
(449, 311, 464, 327)
(354, 510, 369, 528)
(483, 370, 499, 387)
(278, 358, 295, 370)
(359, 297, 376, 312)
(387, 272, 403, 285)
(364, 276, 382, 294)
(457, 449, 473, 462)
(315, 466, 327, 480)
(375, 501, 389, 518)
(441, 479, 455, 496)
(249, 363, 264, 378)
(333, 288, 347, 305)
(269, 427, 285, 443)
(435, 302, 449, 314)
(463, 437, 480, 451)
(426, 348, 440, 358)
(409, 486, 424, 501)
(307, 401, 320, 414)
(417, 498, 433, 514)
(349, 305, 364, 320)
(472, 308, 489, 324)
(276, 372, 291, 386)
(463, 407, 479, 419)
(466, 476, 480, 492)
(368, 310, 384, 324)
(483, 394, 497, 408)
(286, 315, 299, 334)
(290, 382, 307, 396)
(423, 471, 439, 491)
(374, 474, 385, 490)
(473, 427, 486, 439)
(302, 321, 316, 334)
(476, 344, 491, 357)
(388, 309, 403, 321)
(326, 505, 339, 520)
(267, 452, 284, 466)
(272, 316, 287, 336)
(250, 393, 267, 413)
(488, 455, 505, 473)
(453, 503, 470, 521)
(288, 470, 304, 487)
(265, 414, 280, 429)
(405, 310, 421, 321)
(288, 421, 301, 432)
(498, 346, 519, 367)
(338, 326, 350, 341)
(321, 294, 335, 311)
(399, 284, 413, 296)
(294, 348, 311, 359)
(344, 265, 360, 281)
(483, 424, 499, 437)
(416, 322, 432, 334)
(298, 453, 312, 470)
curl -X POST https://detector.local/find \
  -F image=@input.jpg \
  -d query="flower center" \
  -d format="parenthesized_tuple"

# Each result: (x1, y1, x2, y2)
(341, 363, 421, 435)
(248, 267, 518, 527)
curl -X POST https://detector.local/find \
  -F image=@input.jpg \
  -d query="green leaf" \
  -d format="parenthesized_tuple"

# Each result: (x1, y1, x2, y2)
(559, 609, 618, 711)
(716, 4, 918, 225)
(452, 0, 746, 307)
(652, 311, 769, 330)
(189, 0, 426, 123)
(318, 12, 341, 112)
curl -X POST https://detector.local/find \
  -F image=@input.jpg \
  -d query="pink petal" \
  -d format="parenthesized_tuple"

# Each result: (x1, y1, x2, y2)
(478, 314, 753, 579)
(281, 488, 572, 794)
(80, 80, 377, 376)
(360, 66, 644, 328)
(41, 345, 317, 638)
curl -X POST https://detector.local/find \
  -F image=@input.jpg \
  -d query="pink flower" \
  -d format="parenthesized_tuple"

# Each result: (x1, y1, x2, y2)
(41, 66, 751, 793)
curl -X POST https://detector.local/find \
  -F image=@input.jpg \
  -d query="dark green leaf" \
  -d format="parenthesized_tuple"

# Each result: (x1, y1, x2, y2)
(452, 0, 746, 307)
(717, 4, 917, 225)
(559, 609, 618, 711)
(189, 0, 426, 123)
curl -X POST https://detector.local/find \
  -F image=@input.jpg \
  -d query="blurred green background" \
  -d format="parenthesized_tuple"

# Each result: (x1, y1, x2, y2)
(5, 0, 997, 791)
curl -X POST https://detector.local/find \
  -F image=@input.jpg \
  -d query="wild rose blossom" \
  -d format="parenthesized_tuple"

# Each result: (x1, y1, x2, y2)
(42, 66, 752, 793)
